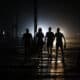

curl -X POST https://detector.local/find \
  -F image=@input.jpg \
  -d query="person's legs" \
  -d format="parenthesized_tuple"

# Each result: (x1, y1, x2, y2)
(40, 46, 43, 61)
(47, 47, 50, 61)
(37, 44, 41, 58)
(47, 42, 49, 54)
(39, 45, 43, 57)
(60, 44, 65, 66)
(24, 46, 28, 63)
(47, 47, 49, 54)
(47, 43, 50, 61)
(50, 45, 53, 61)
(55, 44, 59, 69)
(24, 46, 26, 63)
(50, 45, 52, 54)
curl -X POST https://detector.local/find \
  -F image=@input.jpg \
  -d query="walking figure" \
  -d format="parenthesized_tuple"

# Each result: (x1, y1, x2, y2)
(45, 27, 55, 61)
(23, 28, 32, 63)
(35, 28, 44, 58)
(54, 28, 66, 67)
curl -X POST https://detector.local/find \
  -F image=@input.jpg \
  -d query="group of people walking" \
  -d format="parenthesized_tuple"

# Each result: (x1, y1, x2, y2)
(23, 27, 66, 65)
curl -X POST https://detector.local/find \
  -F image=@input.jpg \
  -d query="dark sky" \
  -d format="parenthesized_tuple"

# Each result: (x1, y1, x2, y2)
(0, 0, 80, 37)
(0, 1, 16, 24)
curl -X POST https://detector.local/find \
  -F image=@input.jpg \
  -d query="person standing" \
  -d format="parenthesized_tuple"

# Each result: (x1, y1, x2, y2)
(35, 28, 44, 57)
(45, 27, 55, 60)
(23, 28, 32, 63)
(54, 28, 66, 67)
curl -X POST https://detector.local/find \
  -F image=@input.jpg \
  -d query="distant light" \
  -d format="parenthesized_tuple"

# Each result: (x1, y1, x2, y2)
(3, 30, 5, 35)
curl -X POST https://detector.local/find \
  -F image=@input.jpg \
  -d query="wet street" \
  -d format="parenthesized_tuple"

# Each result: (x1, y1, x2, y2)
(7, 47, 80, 80)
(33, 50, 64, 80)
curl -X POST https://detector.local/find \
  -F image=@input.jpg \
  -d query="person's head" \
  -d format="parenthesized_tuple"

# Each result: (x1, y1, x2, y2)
(38, 28, 42, 33)
(57, 28, 60, 32)
(26, 28, 29, 33)
(48, 27, 51, 32)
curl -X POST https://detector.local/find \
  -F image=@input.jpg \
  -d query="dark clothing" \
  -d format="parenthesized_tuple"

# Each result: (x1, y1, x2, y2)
(55, 32, 64, 64)
(23, 33, 32, 48)
(23, 32, 32, 60)
(55, 32, 64, 46)
(46, 32, 54, 47)
(46, 32, 54, 60)
(36, 32, 44, 48)
(35, 32, 44, 57)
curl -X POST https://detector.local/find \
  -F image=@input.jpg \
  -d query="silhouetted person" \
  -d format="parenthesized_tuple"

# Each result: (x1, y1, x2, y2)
(23, 28, 32, 63)
(54, 28, 66, 67)
(45, 27, 55, 60)
(35, 28, 44, 57)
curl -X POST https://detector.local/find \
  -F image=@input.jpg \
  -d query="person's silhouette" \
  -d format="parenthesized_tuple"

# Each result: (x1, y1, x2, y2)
(45, 27, 55, 60)
(23, 28, 32, 62)
(54, 28, 66, 67)
(35, 28, 44, 57)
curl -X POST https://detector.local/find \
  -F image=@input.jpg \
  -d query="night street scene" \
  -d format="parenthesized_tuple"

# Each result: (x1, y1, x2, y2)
(0, 0, 80, 80)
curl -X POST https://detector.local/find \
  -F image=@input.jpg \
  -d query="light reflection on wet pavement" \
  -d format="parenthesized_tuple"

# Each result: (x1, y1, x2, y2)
(14, 48, 80, 80)
(35, 51, 64, 80)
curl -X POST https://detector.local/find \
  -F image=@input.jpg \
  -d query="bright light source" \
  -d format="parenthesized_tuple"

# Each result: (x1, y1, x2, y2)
(3, 30, 5, 35)
(53, 39, 56, 48)
(57, 60, 61, 63)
